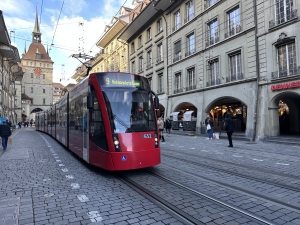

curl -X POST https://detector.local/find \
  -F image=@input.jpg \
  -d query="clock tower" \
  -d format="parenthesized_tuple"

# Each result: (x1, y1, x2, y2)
(19, 8, 54, 122)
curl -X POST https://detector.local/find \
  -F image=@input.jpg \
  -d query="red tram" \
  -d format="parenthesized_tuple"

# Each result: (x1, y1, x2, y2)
(35, 72, 161, 170)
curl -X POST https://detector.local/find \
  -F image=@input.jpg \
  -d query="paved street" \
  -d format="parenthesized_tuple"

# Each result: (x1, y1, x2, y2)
(0, 127, 300, 225)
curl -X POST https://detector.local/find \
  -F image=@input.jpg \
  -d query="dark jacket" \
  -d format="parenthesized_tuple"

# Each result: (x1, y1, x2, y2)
(165, 119, 171, 129)
(0, 123, 12, 137)
(224, 114, 235, 133)
(205, 117, 214, 129)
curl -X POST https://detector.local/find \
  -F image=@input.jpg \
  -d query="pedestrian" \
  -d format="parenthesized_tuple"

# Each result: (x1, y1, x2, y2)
(165, 117, 171, 135)
(157, 117, 165, 142)
(0, 121, 12, 150)
(205, 114, 214, 139)
(224, 113, 235, 147)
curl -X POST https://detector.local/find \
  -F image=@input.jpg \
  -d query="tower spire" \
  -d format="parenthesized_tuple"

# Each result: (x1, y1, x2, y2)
(32, 4, 42, 43)
(22, 40, 27, 55)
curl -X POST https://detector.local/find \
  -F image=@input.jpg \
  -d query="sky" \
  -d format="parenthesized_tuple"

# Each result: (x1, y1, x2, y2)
(0, 0, 134, 85)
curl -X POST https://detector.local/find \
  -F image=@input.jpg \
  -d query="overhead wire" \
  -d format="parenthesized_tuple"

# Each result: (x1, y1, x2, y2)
(49, 0, 65, 53)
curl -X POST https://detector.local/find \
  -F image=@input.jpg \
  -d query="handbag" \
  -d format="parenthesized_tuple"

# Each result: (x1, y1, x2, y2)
(8, 137, 12, 145)
(207, 124, 211, 130)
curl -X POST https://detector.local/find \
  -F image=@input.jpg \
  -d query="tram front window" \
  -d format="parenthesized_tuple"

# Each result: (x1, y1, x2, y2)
(102, 88, 156, 133)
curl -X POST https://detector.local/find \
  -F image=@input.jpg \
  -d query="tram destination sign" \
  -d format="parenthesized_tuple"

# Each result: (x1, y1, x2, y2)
(98, 73, 144, 88)
(270, 81, 300, 91)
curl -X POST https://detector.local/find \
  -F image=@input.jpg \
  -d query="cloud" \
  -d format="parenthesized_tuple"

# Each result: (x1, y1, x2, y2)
(0, 0, 32, 16)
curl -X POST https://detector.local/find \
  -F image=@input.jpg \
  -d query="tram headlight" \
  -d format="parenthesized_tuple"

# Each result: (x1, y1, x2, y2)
(155, 137, 158, 142)
(114, 140, 119, 145)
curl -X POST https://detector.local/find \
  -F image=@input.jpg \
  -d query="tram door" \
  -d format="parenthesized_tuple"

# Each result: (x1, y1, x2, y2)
(82, 97, 89, 162)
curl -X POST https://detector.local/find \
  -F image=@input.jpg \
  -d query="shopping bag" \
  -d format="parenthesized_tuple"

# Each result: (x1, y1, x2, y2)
(213, 133, 219, 139)
(206, 124, 211, 130)
(8, 137, 12, 145)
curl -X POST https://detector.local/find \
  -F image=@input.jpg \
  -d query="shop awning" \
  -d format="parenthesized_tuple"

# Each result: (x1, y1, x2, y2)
(183, 111, 194, 121)
(170, 112, 180, 121)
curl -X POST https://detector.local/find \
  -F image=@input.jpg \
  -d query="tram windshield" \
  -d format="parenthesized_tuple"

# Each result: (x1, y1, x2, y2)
(102, 87, 157, 133)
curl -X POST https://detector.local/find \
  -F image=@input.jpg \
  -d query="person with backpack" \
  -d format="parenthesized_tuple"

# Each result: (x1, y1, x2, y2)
(0, 121, 12, 150)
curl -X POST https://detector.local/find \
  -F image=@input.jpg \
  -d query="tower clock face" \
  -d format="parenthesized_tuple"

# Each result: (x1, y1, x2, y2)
(34, 68, 42, 75)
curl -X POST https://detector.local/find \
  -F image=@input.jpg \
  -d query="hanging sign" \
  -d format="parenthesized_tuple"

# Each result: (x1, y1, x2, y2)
(270, 81, 300, 91)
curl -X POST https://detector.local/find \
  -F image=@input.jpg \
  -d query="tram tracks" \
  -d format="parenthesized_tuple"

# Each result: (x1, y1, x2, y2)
(162, 148, 300, 186)
(161, 152, 300, 211)
(116, 170, 274, 225)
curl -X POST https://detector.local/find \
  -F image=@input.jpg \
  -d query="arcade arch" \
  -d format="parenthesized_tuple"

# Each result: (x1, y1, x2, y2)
(270, 92, 300, 135)
(204, 97, 247, 133)
(170, 102, 198, 131)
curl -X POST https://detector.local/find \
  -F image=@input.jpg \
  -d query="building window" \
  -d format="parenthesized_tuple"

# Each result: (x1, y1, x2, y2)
(31, 73, 33, 78)
(175, 72, 182, 93)
(187, 68, 196, 90)
(158, 74, 163, 93)
(111, 42, 114, 52)
(270, 0, 296, 28)
(148, 78, 152, 90)
(43, 87, 46, 94)
(186, 32, 195, 56)
(208, 60, 220, 86)
(207, 20, 219, 47)
(185, 0, 194, 23)
(205, 0, 218, 9)
(157, 19, 163, 33)
(138, 35, 142, 48)
(173, 10, 181, 31)
(131, 42, 135, 53)
(131, 61, 135, 73)
(277, 42, 297, 77)
(147, 28, 152, 41)
(43, 98, 46, 105)
(174, 40, 182, 63)
(147, 50, 152, 68)
(228, 52, 243, 82)
(226, 7, 241, 38)
(138, 56, 143, 72)
(43, 74, 45, 79)
(157, 43, 163, 63)
(30, 87, 33, 93)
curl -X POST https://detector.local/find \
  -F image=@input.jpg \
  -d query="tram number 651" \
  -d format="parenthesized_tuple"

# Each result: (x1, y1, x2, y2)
(142, 134, 153, 138)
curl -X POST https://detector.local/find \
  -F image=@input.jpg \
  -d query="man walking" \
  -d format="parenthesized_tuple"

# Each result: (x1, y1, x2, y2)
(224, 114, 235, 147)
(165, 117, 171, 135)
(0, 121, 12, 150)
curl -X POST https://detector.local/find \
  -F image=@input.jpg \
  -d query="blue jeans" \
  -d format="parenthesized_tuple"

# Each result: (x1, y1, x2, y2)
(206, 128, 214, 138)
(2, 136, 9, 149)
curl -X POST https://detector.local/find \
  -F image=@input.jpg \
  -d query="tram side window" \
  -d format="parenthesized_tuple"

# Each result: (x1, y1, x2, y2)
(90, 90, 108, 151)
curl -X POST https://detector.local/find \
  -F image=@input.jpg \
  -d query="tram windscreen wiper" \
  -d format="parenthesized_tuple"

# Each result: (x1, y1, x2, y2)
(113, 115, 133, 133)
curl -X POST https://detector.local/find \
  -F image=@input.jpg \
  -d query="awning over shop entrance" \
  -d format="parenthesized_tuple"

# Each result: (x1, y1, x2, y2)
(169, 112, 180, 121)
(183, 111, 194, 121)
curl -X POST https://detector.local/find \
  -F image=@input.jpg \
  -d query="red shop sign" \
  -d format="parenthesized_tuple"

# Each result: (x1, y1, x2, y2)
(271, 81, 300, 91)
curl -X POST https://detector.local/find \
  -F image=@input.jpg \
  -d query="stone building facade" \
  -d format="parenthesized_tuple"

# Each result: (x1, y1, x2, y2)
(0, 10, 23, 125)
(256, 0, 300, 138)
(120, 0, 258, 138)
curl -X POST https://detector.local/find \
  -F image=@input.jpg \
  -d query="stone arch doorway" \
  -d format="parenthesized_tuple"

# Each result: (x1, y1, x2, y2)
(205, 97, 247, 133)
(171, 102, 198, 131)
(29, 108, 44, 124)
(271, 92, 300, 135)
(157, 104, 165, 118)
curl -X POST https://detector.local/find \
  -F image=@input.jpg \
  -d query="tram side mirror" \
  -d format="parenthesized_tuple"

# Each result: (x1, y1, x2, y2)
(154, 96, 159, 109)
(87, 95, 93, 109)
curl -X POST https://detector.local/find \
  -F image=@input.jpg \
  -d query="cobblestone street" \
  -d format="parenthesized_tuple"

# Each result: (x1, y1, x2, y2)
(0, 128, 300, 225)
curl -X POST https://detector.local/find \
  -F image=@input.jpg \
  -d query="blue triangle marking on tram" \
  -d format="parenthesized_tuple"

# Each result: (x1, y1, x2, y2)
(121, 156, 127, 161)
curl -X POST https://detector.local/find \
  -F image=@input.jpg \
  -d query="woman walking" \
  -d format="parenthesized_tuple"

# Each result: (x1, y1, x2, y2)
(157, 117, 165, 142)
(205, 115, 214, 139)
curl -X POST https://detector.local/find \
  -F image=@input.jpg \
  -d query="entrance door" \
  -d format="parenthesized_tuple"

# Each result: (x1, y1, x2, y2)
(82, 97, 89, 162)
